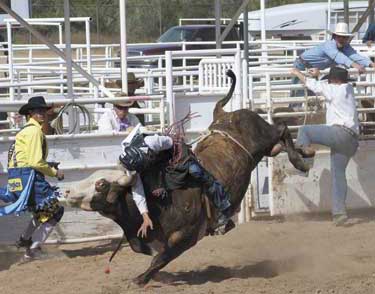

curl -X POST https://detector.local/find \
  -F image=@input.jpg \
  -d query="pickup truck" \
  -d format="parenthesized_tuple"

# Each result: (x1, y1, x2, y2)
(122, 24, 242, 68)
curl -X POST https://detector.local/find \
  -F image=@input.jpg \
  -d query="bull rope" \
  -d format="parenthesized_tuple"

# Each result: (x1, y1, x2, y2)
(164, 110, 200, 165)
(303, 87, 322, 126)
(192, 129, 255, 163)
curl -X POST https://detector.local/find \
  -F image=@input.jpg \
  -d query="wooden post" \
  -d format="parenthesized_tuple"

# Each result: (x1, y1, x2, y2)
(215, 0, 222, 50)
(343, 0, 349, 25)
(369, 0, 374, 24)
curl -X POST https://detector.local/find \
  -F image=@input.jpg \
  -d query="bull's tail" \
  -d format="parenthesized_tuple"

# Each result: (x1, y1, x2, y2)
(213, 70, 236, 120)
(104, 234, 126, 274)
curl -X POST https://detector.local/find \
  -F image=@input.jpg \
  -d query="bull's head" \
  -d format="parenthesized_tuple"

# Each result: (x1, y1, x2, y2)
(65, 169, 134, 217)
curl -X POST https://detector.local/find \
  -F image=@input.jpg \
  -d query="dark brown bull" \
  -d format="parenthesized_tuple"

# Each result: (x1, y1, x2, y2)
(66, 70, 308, 286)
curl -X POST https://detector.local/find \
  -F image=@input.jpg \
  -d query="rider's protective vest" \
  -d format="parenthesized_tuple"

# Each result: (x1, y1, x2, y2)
(119, 134, 157, 172)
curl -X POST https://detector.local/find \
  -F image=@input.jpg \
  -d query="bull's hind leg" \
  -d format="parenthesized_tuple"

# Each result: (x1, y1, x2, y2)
(278, 124, 315, 158)
(278, 124, 310, 172)
(269, 125, 315, 159)
(269, 142, 283, 157)
(266, 124, 288, 157)
(133, 232, 196, 286)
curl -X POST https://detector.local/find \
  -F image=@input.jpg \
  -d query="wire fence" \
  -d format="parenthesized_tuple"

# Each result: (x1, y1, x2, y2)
(14, 0, 247, 44)
(4, 0, 339, 44)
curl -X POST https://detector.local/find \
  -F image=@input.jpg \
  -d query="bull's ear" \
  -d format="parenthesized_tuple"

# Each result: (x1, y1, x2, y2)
(106, 182, 126, 204)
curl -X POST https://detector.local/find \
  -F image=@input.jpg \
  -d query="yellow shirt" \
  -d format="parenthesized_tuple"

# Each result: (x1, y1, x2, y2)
(8, 118, 57, 177)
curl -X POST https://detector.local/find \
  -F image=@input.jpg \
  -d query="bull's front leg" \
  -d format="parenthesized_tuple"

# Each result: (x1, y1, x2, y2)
(133, 239, 195, 286)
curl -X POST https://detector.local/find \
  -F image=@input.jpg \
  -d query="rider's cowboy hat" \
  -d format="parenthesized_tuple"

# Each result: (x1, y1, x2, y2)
(321, 67, 356, 83)
(19, 96, 51, 115)
(330, 22, 353, 37)
(113, 92, 135, 108)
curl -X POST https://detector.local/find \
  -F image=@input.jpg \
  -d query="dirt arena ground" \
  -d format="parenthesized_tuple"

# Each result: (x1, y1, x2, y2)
(2, 212, 375, 294)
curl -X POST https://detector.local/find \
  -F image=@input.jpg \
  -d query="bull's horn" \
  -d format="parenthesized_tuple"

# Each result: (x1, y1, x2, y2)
(116, 174, 136, 187)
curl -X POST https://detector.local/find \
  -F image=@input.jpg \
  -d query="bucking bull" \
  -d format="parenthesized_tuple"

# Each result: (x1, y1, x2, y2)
(66, 70, 309, 286)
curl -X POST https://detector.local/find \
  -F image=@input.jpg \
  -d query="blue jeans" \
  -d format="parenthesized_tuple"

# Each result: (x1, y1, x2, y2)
(186, 160, 231, 212)
(296, 125, 359, 215)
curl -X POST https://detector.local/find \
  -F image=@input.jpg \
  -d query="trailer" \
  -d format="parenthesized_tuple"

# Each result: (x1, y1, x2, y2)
(0, 0, 29, 27)
(241, 1, 374, 40)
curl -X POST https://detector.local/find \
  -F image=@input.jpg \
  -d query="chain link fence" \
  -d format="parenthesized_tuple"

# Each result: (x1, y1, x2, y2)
(26, 0, 297, 44)
(10, 0, 323, 44)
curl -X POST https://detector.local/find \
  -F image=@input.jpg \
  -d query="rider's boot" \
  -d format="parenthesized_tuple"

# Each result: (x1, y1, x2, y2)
(187, 161, 235, 234)
(15, 236, 32, 249)
(215, 210, 235, 235)
(206, 182, 235, 235)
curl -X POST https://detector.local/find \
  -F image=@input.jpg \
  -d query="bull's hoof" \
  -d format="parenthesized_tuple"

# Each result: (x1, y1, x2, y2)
(289, 152, 310, 173)
(132, 275, 149, 287)
(299, 162, 310, 173)
(296, 146, 316, 158)
(270, 143, 284, 156)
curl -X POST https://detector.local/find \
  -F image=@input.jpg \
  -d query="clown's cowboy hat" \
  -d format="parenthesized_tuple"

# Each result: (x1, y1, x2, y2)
(19, 96, 51, 115)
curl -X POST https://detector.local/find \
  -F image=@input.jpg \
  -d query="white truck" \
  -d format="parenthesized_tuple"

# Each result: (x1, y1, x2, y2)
(242, 1, 373, 41)
(0, 0, 29, 28)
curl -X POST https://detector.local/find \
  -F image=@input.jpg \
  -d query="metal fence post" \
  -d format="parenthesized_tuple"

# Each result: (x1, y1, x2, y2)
(6, 21, 14, 102)
(119, 0, 128, 94)
(165, 50, 174, 124)
(234, 46, 242, 111)
(85, 19, 92, 93)
(242, 59, 248, 109)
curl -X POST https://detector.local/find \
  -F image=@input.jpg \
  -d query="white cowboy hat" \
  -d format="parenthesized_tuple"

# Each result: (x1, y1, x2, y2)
(329, 22, 353, 37)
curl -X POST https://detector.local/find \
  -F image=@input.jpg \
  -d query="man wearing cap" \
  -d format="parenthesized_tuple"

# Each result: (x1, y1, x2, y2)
(2, 96, 65, 260)
(363, 23, 375, 48)
(97, 99, 140, 132)
(290, 67, 359, 227)
(294, 23, 374, 73)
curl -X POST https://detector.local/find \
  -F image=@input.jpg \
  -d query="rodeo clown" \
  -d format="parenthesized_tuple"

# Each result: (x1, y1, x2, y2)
(0, 96, 64, 261)
(118, 124, 235, 237)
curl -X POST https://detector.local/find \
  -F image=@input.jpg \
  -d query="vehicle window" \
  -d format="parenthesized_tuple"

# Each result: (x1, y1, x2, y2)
(222, 27, 239, 41)
(158, 27, 194, 42)
(194, 28, 215, 41)
(158, 26, 239, 43)
(194, 27, 239, 41)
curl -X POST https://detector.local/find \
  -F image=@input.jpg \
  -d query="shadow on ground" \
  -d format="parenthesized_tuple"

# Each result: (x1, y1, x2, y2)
(61, 240, 127, 259)
(0, 240, 125, 271)
(152, 256, 309, 286)
(0, 246, 24, 271)
(281, 208, 375, 226)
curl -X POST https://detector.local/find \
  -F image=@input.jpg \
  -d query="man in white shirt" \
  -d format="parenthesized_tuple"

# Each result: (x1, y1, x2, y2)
(97, 100, 140, 132)
(291, 67, 359, 226)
